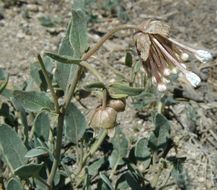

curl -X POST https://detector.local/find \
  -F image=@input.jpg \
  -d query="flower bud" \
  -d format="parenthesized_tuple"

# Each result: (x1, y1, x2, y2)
(108, 99, 126, 112)
(90, 107, 117, 129)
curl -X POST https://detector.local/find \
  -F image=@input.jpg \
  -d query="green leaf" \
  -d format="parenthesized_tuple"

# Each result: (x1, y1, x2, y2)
(6, 178, 23, 190)
(170, 157, 187, 189)
(108, 83, 144, 97)
(14, 99, 29, 148)
(83, 82, 106, 91)
(55, 8, 88, 92)
(124, 171, 144, 190)
(84, 169, 92, 190)
(55, 20, 75, 91)
(70, 9, 88, 58)
(64, 103, 87, 144)
(135, 138, 151, 170)
(135, 138, 151, 160)
(88, 158, 105, 176)
(30, 63, 49, 91)
(33, 111, 51, 141)
(109, 128, 128, 168)
(14, 163, 44, 178)
(13, 91, 54, 112)
(45, 52, 81, 64)
(148, 113, 171, 152)
(125, 52, 133, 67)
(99, 172, 114, 190)
(0, 124, 27, 171)
(38, 15, 55, 27)
(25, 147, 49, 158)
(0, 68, 9, 93)
(115, 174, 130, 189)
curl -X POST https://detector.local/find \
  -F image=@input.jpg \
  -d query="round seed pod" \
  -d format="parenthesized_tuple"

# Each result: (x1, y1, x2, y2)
(90, 106, 117, 129)
(107, 99, 126, 112)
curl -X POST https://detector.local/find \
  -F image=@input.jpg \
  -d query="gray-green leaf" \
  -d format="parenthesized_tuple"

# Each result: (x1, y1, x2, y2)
(0, 124, 27, 171)
(33, 111, 51, 141)
(109, 128, 128, 168)
(25, 147, 49, 158)
(69, 9, 88, 58)
(109, 83, 144, 97)
(14, 163, 44, 178)
(6, 178, 23, 190)
(13, 91, 54, 112)
(64, 103, 87, 144)
(45, 52, 81, 64)
(148, 113, 171, 152)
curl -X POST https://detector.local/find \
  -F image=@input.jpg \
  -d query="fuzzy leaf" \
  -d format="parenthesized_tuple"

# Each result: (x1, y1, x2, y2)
(13, 91, 54, 112)
(6, 178, 23, 190)
(25, 147, 49, 158)
(14, 163, 44, 178)
(109, 83, 143, 97)
(55, 20, 74, 91)
(55, 9, 88, 92)
(0, 124, 27, 171)
(64, 103, 87, 144)
(148, 113, 171, 152)
(88, 158, 105, 176)
(69, 9, 88, 58)
(100, 172, 114, 190)
(33, 111, 51, 141)
(109, 128, 128, 168)
(135, 138, 151, 160)
(45, 52, 81, 64)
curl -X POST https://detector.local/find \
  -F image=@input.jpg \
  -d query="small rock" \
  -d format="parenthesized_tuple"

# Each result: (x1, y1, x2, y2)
(26, 4, 39, 12)
(17, 31, 25, 39)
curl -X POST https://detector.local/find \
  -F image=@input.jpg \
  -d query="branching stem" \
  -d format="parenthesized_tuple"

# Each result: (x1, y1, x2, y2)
(48, 24, 143, 188)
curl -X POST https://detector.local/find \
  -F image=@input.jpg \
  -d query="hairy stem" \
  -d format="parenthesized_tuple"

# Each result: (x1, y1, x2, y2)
(64, 25, 143, 110)
(76, 129, 108, 187)
(48, 24, 143, 188)
(47, 111, 64, 187)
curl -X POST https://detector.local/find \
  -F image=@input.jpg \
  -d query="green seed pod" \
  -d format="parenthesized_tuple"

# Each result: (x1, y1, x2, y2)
(90, 106, 117, 129)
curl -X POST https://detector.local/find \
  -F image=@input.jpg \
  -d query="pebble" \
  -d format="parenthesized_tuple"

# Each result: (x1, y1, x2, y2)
(16, 31, 25, 39)
(26, 4, 39, 12)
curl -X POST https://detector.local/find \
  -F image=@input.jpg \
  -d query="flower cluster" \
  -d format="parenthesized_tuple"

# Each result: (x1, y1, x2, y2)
(134, 21, 212, 91)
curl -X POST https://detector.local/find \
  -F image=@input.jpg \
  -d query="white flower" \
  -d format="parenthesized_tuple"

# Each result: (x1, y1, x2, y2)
(185, 71, 201, 87)
(195, 50, 213, 63)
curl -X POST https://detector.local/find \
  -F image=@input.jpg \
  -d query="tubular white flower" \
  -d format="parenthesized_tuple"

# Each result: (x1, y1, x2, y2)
(185, 71, 201, 87)
(195, 50, 213, 63)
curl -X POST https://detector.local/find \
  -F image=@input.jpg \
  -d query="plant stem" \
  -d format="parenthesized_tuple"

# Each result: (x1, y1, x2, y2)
(80, 62, 104, 83)
(36, 176, 50, 189)
(81, 129, 108, 169)
(82, 25, 143, 61)
(64, 25, 143, 110)
(48, 24, 144, 188)
(76, 129, 108, 187)
(38, 54, 60, 113)
(47, 111, 64, 187)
